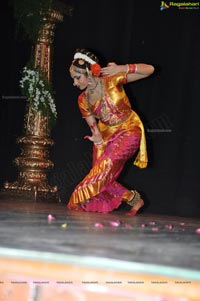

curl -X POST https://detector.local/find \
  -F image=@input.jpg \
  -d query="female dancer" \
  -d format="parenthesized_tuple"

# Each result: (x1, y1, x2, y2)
(67, 48, 154, 215)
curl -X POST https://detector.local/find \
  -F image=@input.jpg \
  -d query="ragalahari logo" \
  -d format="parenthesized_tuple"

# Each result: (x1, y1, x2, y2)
(160, 1, 170, 10)
(160, 1, 200, 10)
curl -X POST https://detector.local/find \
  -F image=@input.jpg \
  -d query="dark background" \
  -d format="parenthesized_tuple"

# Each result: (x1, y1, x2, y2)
(1, 0, 200, 217)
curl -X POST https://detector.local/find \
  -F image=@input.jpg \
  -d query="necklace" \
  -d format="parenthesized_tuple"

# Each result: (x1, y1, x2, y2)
(86, 78, 106, 119)
(87, 79, 98, 94)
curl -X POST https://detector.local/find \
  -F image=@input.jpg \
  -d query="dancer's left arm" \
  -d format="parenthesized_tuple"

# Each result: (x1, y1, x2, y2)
(101, 62, 154, 82)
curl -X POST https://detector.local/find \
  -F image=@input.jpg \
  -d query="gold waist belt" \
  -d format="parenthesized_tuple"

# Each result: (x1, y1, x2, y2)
(101, 112, 132, 127)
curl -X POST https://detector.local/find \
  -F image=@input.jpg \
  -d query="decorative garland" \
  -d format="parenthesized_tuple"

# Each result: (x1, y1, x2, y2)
(20, 65, 57, 126)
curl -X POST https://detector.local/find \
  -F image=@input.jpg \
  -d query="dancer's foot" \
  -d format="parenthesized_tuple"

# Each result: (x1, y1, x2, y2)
(126, 199, 144, 216)
(67, 204, 85, 211)
(126, 190, 144, 216)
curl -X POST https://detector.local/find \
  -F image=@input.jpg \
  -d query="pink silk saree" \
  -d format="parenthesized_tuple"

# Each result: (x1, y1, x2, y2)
(67, 73, 147, 213)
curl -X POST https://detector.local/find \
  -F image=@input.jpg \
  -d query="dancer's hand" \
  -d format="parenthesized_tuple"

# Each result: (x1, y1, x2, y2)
(101, 62, 121, 77)
(85, 118, 103, 145)
(84, 134, 103, 145)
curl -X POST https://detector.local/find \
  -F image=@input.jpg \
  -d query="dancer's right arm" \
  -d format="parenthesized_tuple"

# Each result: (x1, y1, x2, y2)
(84, 115, 103, 145)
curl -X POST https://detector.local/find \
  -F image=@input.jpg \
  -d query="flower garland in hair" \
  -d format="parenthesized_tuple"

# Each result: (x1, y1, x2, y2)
(19, 66, 57, 127)
(74, 51, 102, 77)
(74, 52, 96, 64)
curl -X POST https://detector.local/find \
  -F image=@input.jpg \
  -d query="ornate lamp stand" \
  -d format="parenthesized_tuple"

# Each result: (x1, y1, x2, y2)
(3, 10, 63, 201)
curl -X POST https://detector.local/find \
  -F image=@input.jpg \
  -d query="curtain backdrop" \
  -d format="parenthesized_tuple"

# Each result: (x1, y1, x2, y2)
(1, 0, 200, 217)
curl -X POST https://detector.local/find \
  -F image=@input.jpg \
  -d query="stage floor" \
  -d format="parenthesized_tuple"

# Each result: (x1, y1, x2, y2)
(0, 196, 200, 300)
(0, 198, 200, 270)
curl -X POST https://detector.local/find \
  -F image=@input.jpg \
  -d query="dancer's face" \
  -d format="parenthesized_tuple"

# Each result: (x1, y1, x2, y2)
(70, 68, 88, 90)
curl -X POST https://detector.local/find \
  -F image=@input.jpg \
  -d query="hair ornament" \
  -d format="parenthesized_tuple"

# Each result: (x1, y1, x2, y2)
(90, 63, 101, 77)
(78, 59, 85, 65)
(74, 52, 97, 65)
(69, 65, 86, 74)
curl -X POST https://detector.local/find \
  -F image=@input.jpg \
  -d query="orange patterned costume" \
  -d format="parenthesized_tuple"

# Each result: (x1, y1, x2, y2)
(67, 72, 147, 212)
